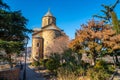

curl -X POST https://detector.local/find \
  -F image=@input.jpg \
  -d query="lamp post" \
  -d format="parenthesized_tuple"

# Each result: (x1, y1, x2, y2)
(23, 37, 28, 80)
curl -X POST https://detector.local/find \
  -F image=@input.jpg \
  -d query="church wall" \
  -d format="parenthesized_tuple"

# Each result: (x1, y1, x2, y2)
(42, 29, 61, 58)
(32, 37, 43, 61)
(31, 10, 67, 60)
(42, 16, 56, 27)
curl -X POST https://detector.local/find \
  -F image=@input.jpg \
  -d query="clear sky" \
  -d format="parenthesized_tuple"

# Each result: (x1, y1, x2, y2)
(4, 0, 120, 47)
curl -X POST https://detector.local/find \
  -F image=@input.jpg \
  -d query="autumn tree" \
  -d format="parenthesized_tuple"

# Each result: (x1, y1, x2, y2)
(93, 0, 120, 65)
(102, 29, 120, 65)
(46, 35, 69, 57)
(69, 20, 120, 66)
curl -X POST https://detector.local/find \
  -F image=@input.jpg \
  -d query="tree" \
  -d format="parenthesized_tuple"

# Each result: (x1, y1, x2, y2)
(93, 0, 120, 65)
(102, 30, 120, 65)
(46, 35, 69, 57)
(0, 0, 32, 68)
(93, 0, 120, 33)
(0, 40, 23, 68)
(69, 20, 120, 66)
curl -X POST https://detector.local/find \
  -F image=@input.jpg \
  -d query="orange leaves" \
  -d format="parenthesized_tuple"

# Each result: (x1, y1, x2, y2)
(95, 31, 102, 39)
(103, 34, 120, 51)
(113, 45, 120, 50)
(102, 29, 120, 51)
(102, 29, 116, 36)
(110, 34, 120, 42)
(69, 20, 105, 54)
(69, 19, 120, 55)
(87, 42, 102, 52)
(96, 45, 102, 52)
(88, 42, 97, 49)
(103, 41, 115, 47)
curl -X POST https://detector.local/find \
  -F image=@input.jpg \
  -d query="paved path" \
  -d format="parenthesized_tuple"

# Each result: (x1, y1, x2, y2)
(114, 69, 120, 80)
(20, 64, 45, 80)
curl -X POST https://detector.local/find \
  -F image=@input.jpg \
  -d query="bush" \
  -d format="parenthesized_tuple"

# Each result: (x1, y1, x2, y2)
(39, 59, 48, 67)
(87, 68, 110, 80)
(95, 69, 110, 80)
(76, 66, 85, 76)
(94, 60, 115, 74)
(31, 61, 40, 67)
(94, 60, 107, 70)
(87, 68, 96, 79)
(107, 65, 115, 73)
(45, 59, 60, 72)
(57, 67, 79, 80)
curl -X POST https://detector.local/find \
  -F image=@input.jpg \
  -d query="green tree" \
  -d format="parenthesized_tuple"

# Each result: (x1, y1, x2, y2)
(0, 40, 23, 68)
(93, 0, 120, 33)
(0, 0, 32, 68)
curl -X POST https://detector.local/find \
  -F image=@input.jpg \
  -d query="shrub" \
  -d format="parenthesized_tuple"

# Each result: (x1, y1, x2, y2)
(107, 65, 115, 73)
(31, 61, 40, 67)
(87, 68, 96, 79)
(79, 68, 85, 76)
(39, 59, 46, 67)
(94, 60, 107, 70)
(87, 68, 110, 80)
(45, 59, 60, 72)
(94, 69, 110, 80)
(57, 67, 79, 80)
(94, 60, 115, 73)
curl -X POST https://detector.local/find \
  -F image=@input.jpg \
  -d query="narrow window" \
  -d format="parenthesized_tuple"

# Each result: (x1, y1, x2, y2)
(48, 18, 51, 24)
(37, 43, 39, 47)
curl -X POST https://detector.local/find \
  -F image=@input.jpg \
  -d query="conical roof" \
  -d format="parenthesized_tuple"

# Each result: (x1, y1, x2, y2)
(44, 9, 53, 17)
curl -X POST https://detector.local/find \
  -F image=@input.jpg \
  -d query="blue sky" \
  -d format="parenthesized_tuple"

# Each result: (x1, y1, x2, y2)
(4, 0, 120, 47)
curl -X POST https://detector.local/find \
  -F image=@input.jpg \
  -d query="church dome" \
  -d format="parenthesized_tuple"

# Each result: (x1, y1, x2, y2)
(42, 9, 56, 27)
(44, 9, 53, 17)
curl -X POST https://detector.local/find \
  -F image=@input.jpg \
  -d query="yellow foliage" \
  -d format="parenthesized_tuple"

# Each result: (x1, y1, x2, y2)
(96, 45, 102, 51)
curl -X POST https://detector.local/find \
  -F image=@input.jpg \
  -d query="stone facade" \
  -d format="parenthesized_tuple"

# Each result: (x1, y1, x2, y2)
(42, 16, 56, 27)
(32, 10, 66, 60)
(32, 36, 43, 60)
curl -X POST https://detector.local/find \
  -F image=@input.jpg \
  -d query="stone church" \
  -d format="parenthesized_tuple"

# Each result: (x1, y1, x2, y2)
(32, 10, 66, 61)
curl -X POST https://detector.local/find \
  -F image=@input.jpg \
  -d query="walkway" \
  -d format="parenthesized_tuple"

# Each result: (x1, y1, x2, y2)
(20, 64, 45, 80)
(114, 69, 120, 80)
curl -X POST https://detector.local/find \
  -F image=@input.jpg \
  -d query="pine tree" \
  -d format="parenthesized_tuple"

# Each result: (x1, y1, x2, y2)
(0, 0, 32, 68)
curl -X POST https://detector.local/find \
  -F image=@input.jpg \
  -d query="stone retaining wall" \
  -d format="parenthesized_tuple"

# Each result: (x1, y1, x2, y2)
(0, 68, 20, 80)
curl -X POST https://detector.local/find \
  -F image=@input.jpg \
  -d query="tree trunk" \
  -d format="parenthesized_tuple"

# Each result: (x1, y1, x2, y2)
(111, 11, 119, 34)
(92, 49, 96, 66)
(113, 55, 116, 67)
(91, 58, 95, 66)
(8, 55, 13, 68)
(115, 54, 119, 65)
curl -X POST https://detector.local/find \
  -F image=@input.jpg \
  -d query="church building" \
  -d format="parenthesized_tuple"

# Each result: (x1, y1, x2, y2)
(32, 10, 66, 61)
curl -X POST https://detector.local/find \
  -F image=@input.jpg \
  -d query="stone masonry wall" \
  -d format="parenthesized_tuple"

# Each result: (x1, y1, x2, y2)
(42, 16, 56, 27)
(32, 37, 43, 61)
(42, 29, 61, 58)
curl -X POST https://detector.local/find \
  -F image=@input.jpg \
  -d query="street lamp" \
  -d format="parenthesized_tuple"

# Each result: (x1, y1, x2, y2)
(23, 37, 29, 80)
